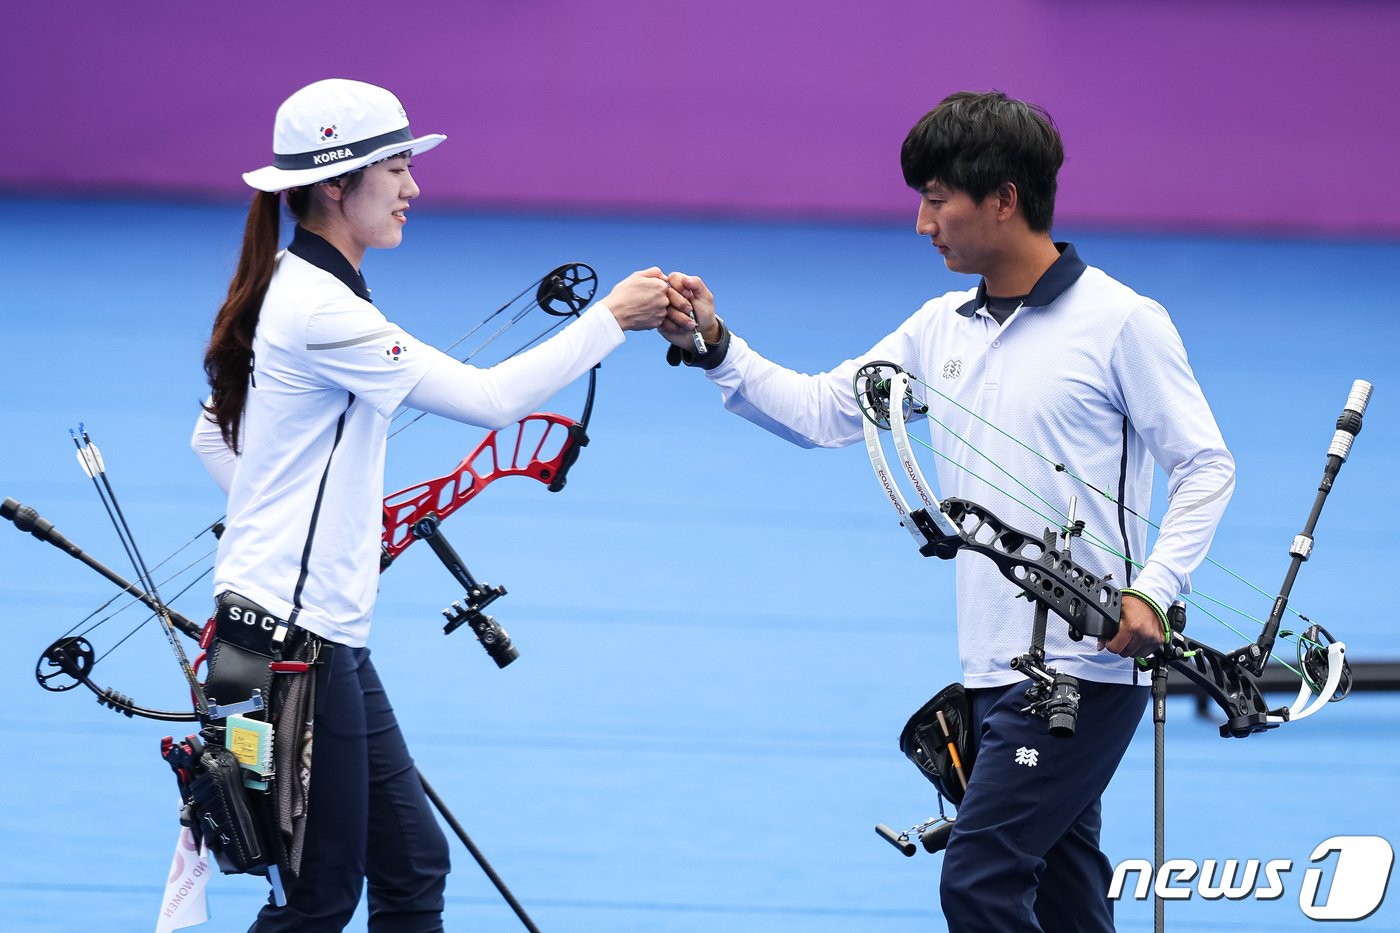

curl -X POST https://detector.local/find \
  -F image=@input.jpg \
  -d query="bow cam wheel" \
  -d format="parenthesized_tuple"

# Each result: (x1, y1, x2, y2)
(1298, 624, 1352, 701)
(36, 636, 96, 692)
(537, 263, 599, 316)
(855, 360, 925, 428)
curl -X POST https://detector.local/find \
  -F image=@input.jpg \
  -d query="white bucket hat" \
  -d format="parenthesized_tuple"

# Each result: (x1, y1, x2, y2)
(243, 78, 446, 193)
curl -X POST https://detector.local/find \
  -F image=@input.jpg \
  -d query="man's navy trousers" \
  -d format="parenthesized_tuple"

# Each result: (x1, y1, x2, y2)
(940, 679, 1149, 932)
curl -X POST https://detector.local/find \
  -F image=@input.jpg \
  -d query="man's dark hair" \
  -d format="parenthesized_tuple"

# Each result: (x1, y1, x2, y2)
(900, 91, 1064, 232)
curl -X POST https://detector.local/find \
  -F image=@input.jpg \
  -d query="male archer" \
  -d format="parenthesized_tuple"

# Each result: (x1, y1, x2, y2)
(658, 90, 1235, 931)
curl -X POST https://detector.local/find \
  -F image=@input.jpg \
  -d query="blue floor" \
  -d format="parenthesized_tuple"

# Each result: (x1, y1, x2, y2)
(0, 198, 1396, 930)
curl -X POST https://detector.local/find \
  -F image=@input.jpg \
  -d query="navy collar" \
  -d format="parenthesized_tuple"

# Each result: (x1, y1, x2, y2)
(288, 225, 372, 302)
(954, 242, 1086, 317)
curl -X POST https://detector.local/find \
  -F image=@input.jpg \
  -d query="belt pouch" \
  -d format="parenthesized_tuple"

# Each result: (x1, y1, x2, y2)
(191, 743, 266, 874)
(899, 682, 977, 804)
(204, 593, 288, 716)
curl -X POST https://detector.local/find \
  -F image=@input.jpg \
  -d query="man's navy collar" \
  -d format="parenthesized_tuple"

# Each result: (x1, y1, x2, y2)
(288, 226, 372, 302)
(955, 242, 1086, 317)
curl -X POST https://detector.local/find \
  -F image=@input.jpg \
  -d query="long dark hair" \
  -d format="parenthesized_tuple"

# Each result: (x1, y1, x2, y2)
(201, 179, 352, 451)
(203, 191, 282, 451)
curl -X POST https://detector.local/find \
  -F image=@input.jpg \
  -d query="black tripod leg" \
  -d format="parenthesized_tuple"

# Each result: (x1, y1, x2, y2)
(418, 769, 542, 933)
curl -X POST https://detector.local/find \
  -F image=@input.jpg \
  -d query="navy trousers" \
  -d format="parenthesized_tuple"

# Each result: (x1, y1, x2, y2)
(939, 679, 1148, 932)
(252, 645, 450, 932)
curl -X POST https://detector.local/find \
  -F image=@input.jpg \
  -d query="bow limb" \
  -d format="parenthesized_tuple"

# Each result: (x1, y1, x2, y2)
(856, 364, 1122, 639)
(549, 364, 596, 492)
(1283, 639, 1348, 720)
(38, 634, 200, 722)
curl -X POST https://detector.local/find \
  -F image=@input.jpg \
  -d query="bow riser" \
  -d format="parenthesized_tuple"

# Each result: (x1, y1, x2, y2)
(1166, 634, 1278, 738)
(381, 411, 584, 566)
(941, 498, 1122, 642)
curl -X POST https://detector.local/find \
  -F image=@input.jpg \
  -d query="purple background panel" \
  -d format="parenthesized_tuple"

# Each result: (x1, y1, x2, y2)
(4, 1, 1397, 234)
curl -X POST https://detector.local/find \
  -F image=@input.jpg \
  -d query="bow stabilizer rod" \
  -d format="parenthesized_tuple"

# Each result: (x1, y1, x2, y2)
(2, 497, 202, 641)
(1231, 380, 1372, 677)
(1163, 380, 1369, 737)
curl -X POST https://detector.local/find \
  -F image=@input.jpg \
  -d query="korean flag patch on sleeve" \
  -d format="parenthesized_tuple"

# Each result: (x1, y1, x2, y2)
(383, 335, 411, 363)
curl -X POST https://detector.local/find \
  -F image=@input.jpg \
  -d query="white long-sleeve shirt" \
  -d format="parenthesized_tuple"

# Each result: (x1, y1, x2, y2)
(193, 226, 623, 647)
(702, 244, 1235, 686)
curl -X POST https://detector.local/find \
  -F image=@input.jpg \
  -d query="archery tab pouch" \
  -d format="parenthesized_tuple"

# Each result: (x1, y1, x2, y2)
(899, 682, 976, 805)
(190, 743, 265, 874)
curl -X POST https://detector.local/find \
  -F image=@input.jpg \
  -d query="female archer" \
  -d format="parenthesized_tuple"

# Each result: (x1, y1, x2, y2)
(193, 77, 674, 930)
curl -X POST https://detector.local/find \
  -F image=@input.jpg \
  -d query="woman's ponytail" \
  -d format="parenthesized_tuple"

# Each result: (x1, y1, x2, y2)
(202, 191, 282, 452)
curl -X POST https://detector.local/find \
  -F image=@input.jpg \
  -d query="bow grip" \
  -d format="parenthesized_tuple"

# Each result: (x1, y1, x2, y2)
(546, 422, 590, 493)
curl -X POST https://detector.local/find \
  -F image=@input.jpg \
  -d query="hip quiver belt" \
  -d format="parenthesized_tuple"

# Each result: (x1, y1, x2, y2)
(168, 592, 331, 897)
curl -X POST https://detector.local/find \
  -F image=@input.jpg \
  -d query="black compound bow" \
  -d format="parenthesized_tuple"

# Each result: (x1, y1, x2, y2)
(855, 362, 1365, 738)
